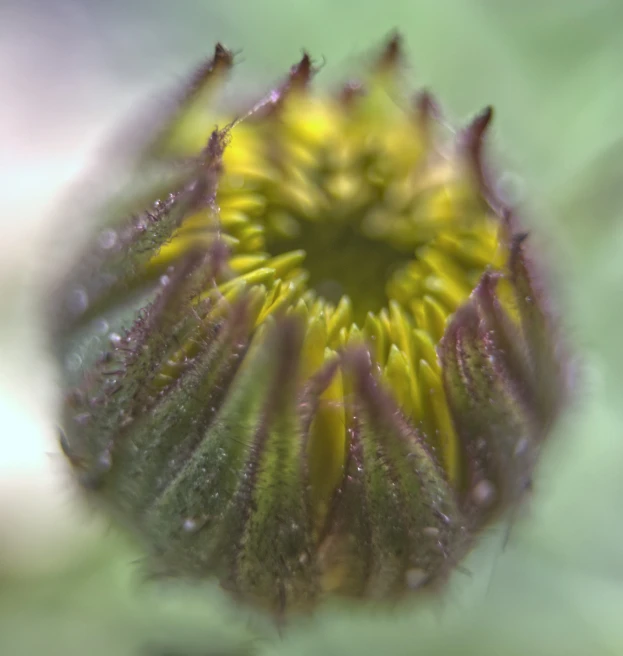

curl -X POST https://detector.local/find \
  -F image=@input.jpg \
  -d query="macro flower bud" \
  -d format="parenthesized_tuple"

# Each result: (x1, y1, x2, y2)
(51, 35, 568, 616)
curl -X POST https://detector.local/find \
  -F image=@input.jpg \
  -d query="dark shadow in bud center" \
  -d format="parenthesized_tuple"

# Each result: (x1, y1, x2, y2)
(266, 217, 411, 324)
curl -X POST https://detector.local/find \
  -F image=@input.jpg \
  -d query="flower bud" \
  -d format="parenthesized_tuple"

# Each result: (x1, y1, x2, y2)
(52, 36, 569, 616)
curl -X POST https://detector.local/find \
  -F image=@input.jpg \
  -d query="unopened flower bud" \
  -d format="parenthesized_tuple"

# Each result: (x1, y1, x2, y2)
(51, 35, 569, 616)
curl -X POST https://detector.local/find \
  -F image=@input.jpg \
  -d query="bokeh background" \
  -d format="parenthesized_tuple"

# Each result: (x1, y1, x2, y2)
(1, 1, 623, 654)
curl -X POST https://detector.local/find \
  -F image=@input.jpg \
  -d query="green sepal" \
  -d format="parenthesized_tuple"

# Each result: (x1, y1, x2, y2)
(510, 235, 566, 427)
(135, 317, 316, 614)
(319, 349, 463, 600)
(97, 299, 253, 516)
(439, 300, 538, 524)
(233, 317, 318, 614)
(60, 249, 226, 486)
(52, 130, 228, 343)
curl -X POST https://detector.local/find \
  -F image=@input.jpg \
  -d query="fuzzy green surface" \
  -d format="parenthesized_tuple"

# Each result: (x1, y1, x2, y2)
(1, 1, 622, 654)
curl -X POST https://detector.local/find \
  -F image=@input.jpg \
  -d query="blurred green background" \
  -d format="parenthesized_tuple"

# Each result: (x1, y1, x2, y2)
(1, 1, 623, 654)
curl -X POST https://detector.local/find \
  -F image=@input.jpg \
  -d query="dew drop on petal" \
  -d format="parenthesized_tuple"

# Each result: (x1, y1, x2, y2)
(98, 229, 118, 250)
(65, 352, 83, 372)
(514, 437, 529, 457)
(67, 287, 89, 315)
(183, 518, 197, 533)
(472, 479, 496, 507)
(422, 526, 440, 538)
(405, 568, 428, 590)
(98, 450, 113, 471)
(94, 319, 109, 335)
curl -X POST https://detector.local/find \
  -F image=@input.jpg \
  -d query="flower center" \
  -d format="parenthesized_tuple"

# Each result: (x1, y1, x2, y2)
(156, 88, 504, 353)
(142, 64, 509, 521)
(265, 214, 411, 324)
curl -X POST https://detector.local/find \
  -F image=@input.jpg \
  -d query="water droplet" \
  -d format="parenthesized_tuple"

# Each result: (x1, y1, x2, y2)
(514, 437, 529, 457)
(67, 287, 89, 315)
(98, 450, 112, 471)
(159, 275, 171, 287)
(98, 229, 118, 250)
(183, 518, 197, 532)
(405, 568, 428, 590)
(94, 319, 109, 335)
(65, 352, 83, 371)
(109, 332, 122, 345)
(472, 479, 496, 507)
